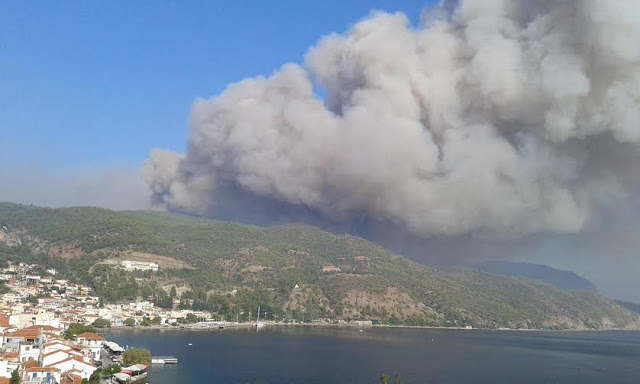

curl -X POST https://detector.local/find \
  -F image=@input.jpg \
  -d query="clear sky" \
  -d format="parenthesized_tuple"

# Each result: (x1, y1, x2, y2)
(0, 0, 433, 170)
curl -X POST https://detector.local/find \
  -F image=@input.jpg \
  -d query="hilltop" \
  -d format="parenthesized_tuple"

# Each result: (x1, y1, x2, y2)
(0, 202, 638, 330)
(477, 261, 598, 292)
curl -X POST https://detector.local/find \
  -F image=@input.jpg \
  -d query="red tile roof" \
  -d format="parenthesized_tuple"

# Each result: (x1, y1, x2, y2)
(27, 366, 61, 373)
(60, 372, 83, 384)
(74, 332, 104, 340)
(21, 360, 39, 369)
(5, 329, 40, 339)
(24, 325, 60, 331)
(0, 352, 18, 360)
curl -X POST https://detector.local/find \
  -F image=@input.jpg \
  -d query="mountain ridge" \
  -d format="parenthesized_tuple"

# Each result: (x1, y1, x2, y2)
(477, 261, 598, 292)
(0, 202, 638, 330)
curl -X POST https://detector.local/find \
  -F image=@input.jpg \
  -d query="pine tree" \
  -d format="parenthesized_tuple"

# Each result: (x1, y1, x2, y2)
(9, 368, 20, 384)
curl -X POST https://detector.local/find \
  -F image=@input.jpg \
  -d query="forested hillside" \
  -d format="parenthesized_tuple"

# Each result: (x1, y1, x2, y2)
(1, 202, 638, 330)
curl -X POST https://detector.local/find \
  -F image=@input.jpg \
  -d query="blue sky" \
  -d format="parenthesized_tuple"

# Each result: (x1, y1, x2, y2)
(1, 1, 432, 170)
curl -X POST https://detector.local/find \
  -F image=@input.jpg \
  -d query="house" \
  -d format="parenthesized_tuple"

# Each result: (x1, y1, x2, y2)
(41, 349, 73, 367)
(45, 356, 96, 379)
(41, 341, 72, 355)
(73, 333, 104, 361)
(0, 352, 19, 378)
(2, 328, 40, 349)
(24, 366, 60, 384)
(120, 261, 159, 272)
(18, 342, 40, 362)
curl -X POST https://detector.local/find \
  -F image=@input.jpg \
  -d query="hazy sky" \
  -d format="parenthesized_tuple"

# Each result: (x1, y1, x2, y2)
(1, 1, 638, 302)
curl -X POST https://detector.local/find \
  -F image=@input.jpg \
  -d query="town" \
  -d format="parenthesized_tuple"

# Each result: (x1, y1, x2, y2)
(0, 261, 213, 384)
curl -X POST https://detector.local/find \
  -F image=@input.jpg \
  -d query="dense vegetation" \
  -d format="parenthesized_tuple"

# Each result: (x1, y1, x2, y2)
(63, 323, 96, 340)
(1, 202, 638, 330)
(122, 348, 151, 365)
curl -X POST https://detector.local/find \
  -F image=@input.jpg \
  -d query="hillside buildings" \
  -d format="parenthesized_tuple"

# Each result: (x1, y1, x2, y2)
(0, 260, 216, 382)
(120, 260, 159, 272)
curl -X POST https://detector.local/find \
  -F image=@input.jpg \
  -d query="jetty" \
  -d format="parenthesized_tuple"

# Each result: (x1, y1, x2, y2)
(152, 356, 178, 364)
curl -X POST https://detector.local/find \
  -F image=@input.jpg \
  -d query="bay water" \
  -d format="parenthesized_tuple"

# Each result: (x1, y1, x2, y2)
(106, 327, 640, 384)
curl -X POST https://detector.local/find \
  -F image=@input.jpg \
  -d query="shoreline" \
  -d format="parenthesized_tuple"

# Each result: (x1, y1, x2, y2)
(104, 322, 640, 333)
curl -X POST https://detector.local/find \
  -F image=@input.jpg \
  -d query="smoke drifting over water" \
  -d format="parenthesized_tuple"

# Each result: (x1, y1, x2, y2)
(143, 0, 640, 239)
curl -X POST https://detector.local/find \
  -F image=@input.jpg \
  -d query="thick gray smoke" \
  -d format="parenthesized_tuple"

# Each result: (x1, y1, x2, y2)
(143, 0, 640, 238)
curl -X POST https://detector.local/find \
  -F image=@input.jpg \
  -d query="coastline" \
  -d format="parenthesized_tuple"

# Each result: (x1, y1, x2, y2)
(103, 322, 640, 333)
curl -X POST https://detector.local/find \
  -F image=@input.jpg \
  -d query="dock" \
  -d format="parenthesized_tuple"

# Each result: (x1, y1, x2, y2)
(151, 356, 178, 364)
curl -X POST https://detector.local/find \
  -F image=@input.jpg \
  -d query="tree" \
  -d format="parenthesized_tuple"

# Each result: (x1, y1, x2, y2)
(0, 281, 9, 294)
(170, 286, 177, 298)
(81, 367, 103, 384)
(185, 313, 198, 323)
(92, 318, 111, 328)
(122, 348, 151, 365)
(103, 364, 121, 382)
(64, 323, 95, 339)
(123, 318, 136, 326)
(9, 368, 20, 384)
(380, 373, 390, 384)
(103, 364, 121, 376)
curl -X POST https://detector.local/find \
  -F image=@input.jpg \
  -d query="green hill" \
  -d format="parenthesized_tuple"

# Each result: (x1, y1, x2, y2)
(1, 202, 638, 330)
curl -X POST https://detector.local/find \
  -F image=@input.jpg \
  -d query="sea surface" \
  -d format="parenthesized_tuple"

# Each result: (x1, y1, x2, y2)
(106, 327, 640, 384)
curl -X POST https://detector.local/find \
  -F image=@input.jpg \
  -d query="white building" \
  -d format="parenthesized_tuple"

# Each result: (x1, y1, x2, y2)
(25, 366, 60, 383)
(73, 333, 104, 361)
(41, 349, 73, 367)
(18, 342, 40, 362)
(0, 355, 20, 378)
(46, 356, 97, 379)
(120, 260, 159, 272)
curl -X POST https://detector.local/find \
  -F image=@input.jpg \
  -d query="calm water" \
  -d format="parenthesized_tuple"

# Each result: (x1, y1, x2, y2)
(106, 327, 640, 384)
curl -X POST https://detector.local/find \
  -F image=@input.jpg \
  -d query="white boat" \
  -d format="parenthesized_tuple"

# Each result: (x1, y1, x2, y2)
(255, 306, 265, 328)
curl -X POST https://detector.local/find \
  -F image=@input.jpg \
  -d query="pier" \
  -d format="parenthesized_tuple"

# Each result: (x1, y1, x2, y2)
(152, 356, 178, 364)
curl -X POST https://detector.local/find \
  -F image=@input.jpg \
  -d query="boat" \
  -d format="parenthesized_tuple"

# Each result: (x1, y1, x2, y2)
(255, 306, 265, 328)
(187, 343, 193, 346)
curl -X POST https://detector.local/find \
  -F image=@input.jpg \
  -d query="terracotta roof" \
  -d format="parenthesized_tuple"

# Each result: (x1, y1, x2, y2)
(5, 329, 39, 339)
(43, 332, 63, 339)
(24, 325, 60, 332)
(0, 352, 18, 360)
(27, 366, 60, 373)
(43, 340, 68, 345)
(74, 332, 104, 340)
(21, 359, 39, 369)
(0, 377, 10, 384)
(0, 316, 9, 327)
(60, 372, 83, 384)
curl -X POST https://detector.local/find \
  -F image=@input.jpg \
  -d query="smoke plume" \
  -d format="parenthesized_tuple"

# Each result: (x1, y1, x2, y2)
(143, 0, 640, 238)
